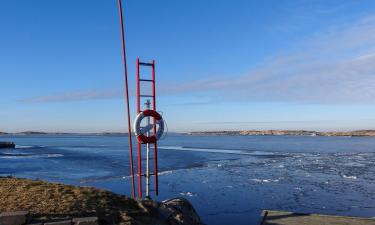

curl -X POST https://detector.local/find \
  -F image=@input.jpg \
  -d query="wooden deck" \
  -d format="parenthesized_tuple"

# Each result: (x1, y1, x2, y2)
(260, 210, 375, 225)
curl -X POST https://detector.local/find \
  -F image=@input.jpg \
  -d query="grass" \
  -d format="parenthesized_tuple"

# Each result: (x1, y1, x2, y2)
(0, 177, 161, 225)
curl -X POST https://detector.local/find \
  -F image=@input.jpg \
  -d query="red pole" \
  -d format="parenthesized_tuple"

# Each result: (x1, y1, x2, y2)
(151, 60, 156, 111)
(136, 58, 141, 113)
(151, 60, 159, 195)
(117, 0, 135, 199)
(136, 58, 142, 199)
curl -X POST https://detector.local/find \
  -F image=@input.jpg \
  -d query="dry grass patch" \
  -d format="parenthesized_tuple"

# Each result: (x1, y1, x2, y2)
(0, 177, 159, 225)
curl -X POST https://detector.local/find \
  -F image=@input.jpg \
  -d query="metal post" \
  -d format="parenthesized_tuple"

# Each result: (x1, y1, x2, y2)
(145, 99, 151, 198)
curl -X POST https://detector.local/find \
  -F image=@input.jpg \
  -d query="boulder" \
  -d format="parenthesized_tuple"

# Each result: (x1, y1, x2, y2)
(159, 198, 205, 225)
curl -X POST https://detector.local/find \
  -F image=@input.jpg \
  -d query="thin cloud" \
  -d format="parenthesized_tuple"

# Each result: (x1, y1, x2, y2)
(20, 89, 122, 103)
(20, 16, 375, 104)
(161, 100, 218, 106)
(159, 16, 375, 104)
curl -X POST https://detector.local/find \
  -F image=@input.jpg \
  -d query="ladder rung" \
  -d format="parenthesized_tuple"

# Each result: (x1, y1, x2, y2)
(140, 95, 154, 98)
(139, 62, 153, 66)
(139, 79, 153, 82)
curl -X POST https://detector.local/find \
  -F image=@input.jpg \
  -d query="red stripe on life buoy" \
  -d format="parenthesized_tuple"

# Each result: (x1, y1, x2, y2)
(142, 109, 162, 120)
(137, 135, 157, 144)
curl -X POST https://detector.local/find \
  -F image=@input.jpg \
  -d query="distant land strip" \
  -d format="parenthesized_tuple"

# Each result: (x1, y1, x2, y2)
(1, 130, 375, 137)
(0, 131, 128, 136)
(188, 130, 375, 137)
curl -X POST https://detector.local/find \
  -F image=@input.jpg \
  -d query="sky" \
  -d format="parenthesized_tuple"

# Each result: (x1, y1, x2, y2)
(1, 0, 375, 133)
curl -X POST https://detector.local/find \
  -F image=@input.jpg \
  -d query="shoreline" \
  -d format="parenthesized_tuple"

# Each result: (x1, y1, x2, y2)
(187, 130, 375, 137)
(1, 130, 375, 137)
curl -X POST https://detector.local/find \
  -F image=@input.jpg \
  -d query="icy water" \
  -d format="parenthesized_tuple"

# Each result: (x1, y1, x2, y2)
(0, 134, 375, 225)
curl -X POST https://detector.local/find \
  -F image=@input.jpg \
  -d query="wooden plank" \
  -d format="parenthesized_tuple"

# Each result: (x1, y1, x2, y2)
(260, 210, 375, 225)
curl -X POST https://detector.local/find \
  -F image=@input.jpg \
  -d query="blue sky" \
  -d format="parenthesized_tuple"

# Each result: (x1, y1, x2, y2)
(1, 0, 375, 132)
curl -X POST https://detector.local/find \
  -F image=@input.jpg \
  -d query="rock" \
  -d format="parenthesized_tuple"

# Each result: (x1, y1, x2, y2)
(44, 220, 72, 225)
(0, 211, 29, 225)
(158, 204, 176, 220)
(0, 142, 15, 149)
(72, 217, 99, 225)
(159, 198, 205, 225)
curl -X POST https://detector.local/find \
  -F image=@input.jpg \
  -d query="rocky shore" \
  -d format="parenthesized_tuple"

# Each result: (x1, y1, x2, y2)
(188, 130, 375, 137)
(0, 177, 204, 225)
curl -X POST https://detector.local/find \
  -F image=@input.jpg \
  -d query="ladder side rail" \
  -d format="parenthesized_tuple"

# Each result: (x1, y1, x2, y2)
(136, 58, 141, 113)
(136, 58, 143, 199)
(151, 60, 159, 196)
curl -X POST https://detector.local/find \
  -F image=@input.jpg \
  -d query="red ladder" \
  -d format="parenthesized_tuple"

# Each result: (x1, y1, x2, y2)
(136, 58, 159, 199)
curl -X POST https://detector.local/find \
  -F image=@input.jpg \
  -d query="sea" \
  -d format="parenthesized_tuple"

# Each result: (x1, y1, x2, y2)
(0, 134, 374, 225)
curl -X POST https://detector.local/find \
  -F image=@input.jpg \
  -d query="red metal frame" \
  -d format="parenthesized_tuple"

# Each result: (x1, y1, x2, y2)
(136, 58, 159, 198)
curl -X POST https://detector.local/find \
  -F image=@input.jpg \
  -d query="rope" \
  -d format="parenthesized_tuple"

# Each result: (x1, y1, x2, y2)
(117, 0, 136, 199)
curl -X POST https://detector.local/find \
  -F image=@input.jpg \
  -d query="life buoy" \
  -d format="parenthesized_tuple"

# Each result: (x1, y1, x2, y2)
(133, 109, 165, 143)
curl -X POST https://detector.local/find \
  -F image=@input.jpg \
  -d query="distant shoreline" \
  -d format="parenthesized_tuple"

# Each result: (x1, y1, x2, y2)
(1, 130, 375, 137)
(187, 130, 375, 137)
(0, 131, 180, 136)
(0, 131, 129, 136)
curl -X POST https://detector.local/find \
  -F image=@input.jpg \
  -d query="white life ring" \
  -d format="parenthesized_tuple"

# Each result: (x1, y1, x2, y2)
(133, 109, 164, 143)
